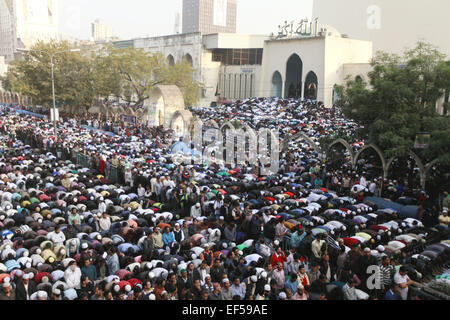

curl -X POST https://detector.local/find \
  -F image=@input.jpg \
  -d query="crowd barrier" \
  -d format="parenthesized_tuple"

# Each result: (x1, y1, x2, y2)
(74, 152, 121, 184)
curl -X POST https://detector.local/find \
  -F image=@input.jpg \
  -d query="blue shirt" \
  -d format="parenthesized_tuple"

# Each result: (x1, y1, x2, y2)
(385, 289, 402, 300)
(230, 284, 246, 300)
(285, 279, 298, 294)
(290, 231, 307, 248)
(162, 232, 175, 245)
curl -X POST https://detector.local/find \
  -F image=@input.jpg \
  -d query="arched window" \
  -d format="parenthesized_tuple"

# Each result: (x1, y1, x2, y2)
(183, 53, 193, 66)
(304, 71, 318, 100)
(285, 54, 303, 99)
(167, 54, 175, 67)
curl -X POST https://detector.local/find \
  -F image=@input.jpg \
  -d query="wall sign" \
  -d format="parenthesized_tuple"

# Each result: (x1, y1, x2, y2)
(276, 17, 320, 39)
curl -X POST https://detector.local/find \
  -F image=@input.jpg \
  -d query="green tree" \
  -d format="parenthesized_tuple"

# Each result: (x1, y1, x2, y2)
(3, 41, 201, 110)
(2, 40, 94, 110)
(165, 61, 202, 107)
(337, 41, 450, 165)
(98, 46, 200, 107)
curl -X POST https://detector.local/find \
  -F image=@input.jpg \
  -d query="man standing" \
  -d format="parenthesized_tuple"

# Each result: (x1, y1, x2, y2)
(221, 279, 233, 300)
(47, 225, 66, 246)
(15, 273, 37, 300)
(142, 230, 155, 261)
(394, 267, 414, 300)
(311, 234, 325, 262)
(272, 262, 285, 290)
(230, 277, 246, 300)
(379, 256, 395, 295)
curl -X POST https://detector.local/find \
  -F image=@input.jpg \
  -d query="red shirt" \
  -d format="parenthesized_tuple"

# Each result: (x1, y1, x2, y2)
(270, 252, 287, 268)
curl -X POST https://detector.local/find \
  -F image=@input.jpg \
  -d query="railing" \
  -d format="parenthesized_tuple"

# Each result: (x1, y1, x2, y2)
(76, 152, 91, 168)
(74, 152, 121, 184)
(107, 165, 120, 183)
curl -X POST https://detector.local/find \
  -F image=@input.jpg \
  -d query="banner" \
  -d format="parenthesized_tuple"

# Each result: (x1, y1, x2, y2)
(213, 0, 227, 27)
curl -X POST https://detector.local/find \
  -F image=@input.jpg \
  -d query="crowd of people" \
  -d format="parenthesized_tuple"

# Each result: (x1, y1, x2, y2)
(0, 98, 448, 301)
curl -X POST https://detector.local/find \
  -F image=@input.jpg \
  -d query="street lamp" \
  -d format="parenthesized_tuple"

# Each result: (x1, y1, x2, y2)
(17, 47, 81, 140)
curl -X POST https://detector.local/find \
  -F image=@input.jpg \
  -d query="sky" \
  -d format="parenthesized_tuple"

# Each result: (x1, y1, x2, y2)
(58, 0, 313, 40)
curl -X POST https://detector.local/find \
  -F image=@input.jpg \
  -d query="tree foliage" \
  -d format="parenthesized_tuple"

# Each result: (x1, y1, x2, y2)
(337, 41, 450, 165)
(2, 40, 201, 109)
(2, 40, 94, 110)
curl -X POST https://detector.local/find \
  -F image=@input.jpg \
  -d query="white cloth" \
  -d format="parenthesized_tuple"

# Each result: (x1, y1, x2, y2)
(394, 272, 410, 300)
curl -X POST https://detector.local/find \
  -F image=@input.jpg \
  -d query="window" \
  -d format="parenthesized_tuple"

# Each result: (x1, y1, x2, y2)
(211, 48, 264, 66)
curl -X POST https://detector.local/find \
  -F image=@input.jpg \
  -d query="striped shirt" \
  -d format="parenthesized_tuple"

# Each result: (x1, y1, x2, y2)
(379, 264, 394, 289)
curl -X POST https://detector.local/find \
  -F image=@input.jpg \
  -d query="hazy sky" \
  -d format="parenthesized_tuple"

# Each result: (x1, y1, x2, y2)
(58, 0, 313, 40)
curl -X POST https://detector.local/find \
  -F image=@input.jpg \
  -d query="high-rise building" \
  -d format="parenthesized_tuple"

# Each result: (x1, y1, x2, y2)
(312, 0, 450, 57)
(91, 19, 113, 42)
(182, 0, 237, 35)
(0, 0, 59, 63)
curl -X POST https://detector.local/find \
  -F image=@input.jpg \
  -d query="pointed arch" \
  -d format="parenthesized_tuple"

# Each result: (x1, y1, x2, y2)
(353, 144, 387, 174)
(285, 54, 303, 99)
(281, 132, 323, 155)
(167, 54, 175, 67)
(327, 139, 355, 166)
(304, 71, 318, 100)
(271, 71, 283, 97)
(183, 53, 193, 67)
(169, 110, 193, 138)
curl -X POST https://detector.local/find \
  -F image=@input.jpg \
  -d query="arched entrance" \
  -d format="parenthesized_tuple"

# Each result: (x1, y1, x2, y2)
(332, 84, 339, 105)
(183, 53, 193, 67)
(285, 54, 303, 99)
(304, 71, 318, 100)
(271, 71, 283, 97)
(167, 54, 175, 67)
(169, 110, 193, 139)
(147, 85, 186, 128)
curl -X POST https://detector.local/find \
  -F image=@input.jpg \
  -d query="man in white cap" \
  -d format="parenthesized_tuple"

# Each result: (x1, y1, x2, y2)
(64, 260, 82, 289)
(371, 245, 386, 265)
(256, 284, 271, 300)
(30, 290, 48, 300)
(190, 203, 202, 219)
(439, 208, 449, 227)
(220, 278, 232, 300)
(46, 225, 66, 247)
(292, 283, 309, 300)
(0, 282, 15, 300)
(15, 272, 37, 300)
(278, 291, 287, 300)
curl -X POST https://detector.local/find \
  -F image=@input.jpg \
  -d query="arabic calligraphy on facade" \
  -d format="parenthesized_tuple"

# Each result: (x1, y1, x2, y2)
(276, 17, 320, 39)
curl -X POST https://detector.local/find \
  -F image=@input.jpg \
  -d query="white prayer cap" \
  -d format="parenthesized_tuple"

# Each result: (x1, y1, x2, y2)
(264, 284, 271, 291)
(377, 245, 385, 252)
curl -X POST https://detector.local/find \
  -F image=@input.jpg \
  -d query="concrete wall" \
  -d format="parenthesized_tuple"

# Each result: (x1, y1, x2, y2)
(14, 0, 59, 48)
(146, 85, 186, 127)
(134, 32, 203, 85)
(0, 55, 7, 79)
(323, 36, 373, 106)
(203, 33, 269, 49)
(342, 63, 373, 84)
(259, 32, 372, 106)
(199, 49, 221, 107)
(183, 0, 237, 35)
(218, 64, 261, 100)
(259, 36, 326, 101)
